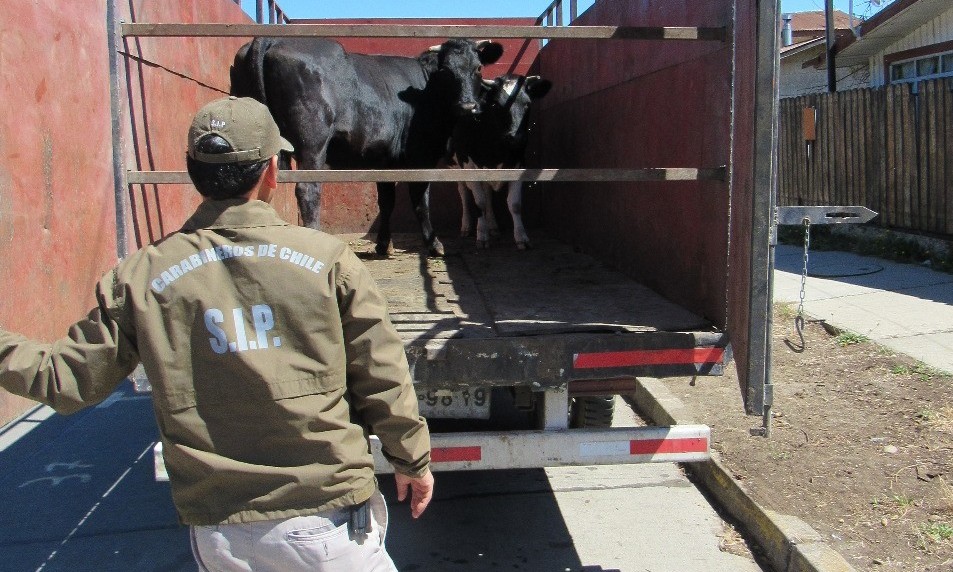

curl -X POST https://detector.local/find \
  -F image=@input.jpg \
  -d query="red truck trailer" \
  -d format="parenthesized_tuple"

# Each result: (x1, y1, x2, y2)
(108, 0, 784, 478)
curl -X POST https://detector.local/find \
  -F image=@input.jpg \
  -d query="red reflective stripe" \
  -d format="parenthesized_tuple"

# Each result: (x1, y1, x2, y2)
(573, 347, 724, 369)
(432, 446, 482, 463)
(630, 437, 708, 455)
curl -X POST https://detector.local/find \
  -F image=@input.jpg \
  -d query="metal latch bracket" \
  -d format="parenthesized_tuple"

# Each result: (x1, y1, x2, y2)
(775, 205, 877, 226)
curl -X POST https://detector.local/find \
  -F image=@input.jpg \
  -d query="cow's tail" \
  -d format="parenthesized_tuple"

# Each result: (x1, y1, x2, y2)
(229, 37, 274, 106)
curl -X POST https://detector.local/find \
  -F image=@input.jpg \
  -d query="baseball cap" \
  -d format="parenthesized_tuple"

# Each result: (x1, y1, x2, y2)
(187, 96, 293, 164)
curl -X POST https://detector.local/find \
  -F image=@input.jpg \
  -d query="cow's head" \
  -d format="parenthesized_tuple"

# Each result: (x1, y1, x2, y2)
(479, 74, 552, 144)
(426, 39, 504, 116)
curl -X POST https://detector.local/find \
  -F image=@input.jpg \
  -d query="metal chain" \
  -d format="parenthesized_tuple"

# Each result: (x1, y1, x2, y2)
(793, 217, 811, 350)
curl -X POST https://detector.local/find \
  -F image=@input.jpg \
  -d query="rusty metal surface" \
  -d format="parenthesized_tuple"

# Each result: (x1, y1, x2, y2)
(0, 2, 122, 422)
(530, 0, 758, 411)
(0, 0, 285, 424)
(532, 1, 733, 324)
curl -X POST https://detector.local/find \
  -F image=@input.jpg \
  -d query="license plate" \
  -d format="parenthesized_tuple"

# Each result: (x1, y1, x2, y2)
(417, 388, 491, 419)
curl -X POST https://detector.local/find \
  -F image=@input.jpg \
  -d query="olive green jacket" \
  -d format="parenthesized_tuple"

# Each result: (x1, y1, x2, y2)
(0, 199, 430, 525)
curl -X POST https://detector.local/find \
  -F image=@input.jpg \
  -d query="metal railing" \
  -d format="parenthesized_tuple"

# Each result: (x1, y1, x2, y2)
(537, 0, 580, 27)
(127, 168, 726, 186)
(122, 23, 724, 40)
(115, 19, 728, 188)
(234, 0, 291, 24)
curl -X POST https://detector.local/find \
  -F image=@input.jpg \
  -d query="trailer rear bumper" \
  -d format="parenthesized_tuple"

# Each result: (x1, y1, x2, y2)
(408, 333, 730, 390)
(154, 425, 709, 481)
(381, 426, 711, 471)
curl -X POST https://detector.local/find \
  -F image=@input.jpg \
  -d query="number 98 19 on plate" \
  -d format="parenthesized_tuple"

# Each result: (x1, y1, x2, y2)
(416, 388, 491, 419)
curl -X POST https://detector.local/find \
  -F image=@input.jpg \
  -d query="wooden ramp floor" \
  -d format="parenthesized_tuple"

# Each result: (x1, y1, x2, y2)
(339, 232, 715, 344)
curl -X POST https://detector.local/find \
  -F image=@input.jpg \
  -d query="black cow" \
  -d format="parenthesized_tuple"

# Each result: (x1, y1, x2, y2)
(230, 37, 504, 256)
(449, 74, 552, 249)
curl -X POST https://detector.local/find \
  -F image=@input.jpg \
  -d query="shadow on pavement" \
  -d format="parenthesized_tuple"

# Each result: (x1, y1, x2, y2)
(775, 245, 953, 306)
(1, 383, 615, 571)
(0, 381, 195, 572)
(381, 470, 611, 572)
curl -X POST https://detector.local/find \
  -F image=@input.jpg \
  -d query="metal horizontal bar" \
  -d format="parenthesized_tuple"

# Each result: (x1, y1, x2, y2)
(120, 23, 727, 41)
(126, 167, 727, 185)
(370, 426, 712, 472)
(776, 205, 878, 225)
(156, 425, 711, 479)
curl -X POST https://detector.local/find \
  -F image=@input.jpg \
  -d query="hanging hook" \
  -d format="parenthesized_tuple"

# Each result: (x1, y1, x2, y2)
(784, 217, 811, 353)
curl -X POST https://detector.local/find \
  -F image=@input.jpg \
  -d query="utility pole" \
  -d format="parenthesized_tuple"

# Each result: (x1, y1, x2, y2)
(826, 0, 837, 92)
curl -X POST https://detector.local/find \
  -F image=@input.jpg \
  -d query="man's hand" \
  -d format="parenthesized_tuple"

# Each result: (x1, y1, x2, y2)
(394, 468, 434, 518)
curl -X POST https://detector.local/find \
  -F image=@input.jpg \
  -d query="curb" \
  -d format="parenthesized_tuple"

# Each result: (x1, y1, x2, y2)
(625, 378, 858, 572)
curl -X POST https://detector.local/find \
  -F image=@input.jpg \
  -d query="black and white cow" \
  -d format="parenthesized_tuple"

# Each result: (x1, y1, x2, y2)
(230, 37, 504, 256)
(449, 74, 552, 249)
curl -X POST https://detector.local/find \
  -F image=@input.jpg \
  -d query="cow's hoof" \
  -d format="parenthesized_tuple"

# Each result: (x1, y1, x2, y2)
(460, 228, 473, 238)
(375, 242, 392, 257)
(516, 241, 531, 250)
(428, 238, 446, 258)
(476, 240, 490, 250)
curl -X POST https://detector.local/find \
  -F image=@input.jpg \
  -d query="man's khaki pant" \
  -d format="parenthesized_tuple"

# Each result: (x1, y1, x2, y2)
(190, 491, 396, 571)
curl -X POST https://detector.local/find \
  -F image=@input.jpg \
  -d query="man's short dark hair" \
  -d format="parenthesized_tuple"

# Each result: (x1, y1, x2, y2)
(186, 134, 270, 200)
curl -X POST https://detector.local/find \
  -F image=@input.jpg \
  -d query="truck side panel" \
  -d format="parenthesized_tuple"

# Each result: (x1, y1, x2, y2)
(529, 0, 767, 413)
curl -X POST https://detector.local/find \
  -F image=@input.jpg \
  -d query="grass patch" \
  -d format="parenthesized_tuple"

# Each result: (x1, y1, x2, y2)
(873, 493, 917, 520)
(893, 494, 916, 509)
(919, 522, 953, 543)
(916, 409, 937, 422)
(835, 331, 869, 347)
(778, 225, 953, 274)
(775, 302, 798, 320)
(892, 363, 951, 382)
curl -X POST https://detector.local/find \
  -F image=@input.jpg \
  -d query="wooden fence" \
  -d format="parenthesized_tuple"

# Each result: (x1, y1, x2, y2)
(778, 78, 953, 236)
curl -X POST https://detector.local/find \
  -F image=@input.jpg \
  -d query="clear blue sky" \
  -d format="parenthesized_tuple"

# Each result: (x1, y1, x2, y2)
(241, 0, 890, 20)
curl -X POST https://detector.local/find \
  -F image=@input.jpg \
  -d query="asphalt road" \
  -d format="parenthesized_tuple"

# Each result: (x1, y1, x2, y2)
(0, 383, 766, 572)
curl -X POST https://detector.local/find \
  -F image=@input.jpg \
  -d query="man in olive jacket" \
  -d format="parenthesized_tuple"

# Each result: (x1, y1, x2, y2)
(0, 96, 433, 571)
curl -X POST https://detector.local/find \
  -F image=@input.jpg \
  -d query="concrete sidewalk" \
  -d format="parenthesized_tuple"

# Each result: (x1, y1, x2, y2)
(773, 244, 953, 374)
